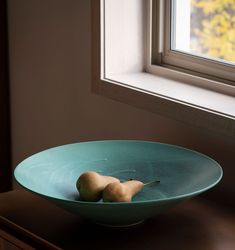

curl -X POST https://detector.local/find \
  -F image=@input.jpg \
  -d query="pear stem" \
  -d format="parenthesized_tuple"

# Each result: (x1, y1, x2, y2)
(143, 179, 160, 186)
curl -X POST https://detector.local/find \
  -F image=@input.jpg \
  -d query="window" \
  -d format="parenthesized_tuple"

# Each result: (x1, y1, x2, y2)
(150, 0, 235, 85)
(92, 0, 235, 137)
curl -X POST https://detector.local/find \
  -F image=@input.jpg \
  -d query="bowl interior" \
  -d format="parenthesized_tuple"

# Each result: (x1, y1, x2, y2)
(14, 140, 222, 203)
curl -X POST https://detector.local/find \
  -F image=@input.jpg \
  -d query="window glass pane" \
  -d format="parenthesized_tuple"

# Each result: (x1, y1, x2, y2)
(171, 0, 235, 65)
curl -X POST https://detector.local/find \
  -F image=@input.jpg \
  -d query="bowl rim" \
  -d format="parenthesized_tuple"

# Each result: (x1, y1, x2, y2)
(14, 140, 223, 206)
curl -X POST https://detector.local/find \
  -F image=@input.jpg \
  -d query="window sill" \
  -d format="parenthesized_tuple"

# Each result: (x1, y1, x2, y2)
(92, 71, 235, 138)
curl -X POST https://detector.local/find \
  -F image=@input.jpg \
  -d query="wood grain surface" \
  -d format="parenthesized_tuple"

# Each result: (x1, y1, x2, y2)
(0, 190, 235, 250)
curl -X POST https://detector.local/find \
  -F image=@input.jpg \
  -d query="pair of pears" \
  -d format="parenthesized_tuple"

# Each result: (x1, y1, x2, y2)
(76, 171, 144, 202)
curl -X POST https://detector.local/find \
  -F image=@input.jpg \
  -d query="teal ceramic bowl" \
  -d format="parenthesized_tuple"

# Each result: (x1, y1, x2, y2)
(14, 140, 222, 226)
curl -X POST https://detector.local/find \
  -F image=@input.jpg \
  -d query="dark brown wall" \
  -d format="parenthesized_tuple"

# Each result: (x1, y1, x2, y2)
(8, 1, 234, 207)
(0, 0, 11, 191)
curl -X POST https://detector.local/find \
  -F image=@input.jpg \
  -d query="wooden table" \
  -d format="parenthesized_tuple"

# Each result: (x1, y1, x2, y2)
(0, 189, 235, 250)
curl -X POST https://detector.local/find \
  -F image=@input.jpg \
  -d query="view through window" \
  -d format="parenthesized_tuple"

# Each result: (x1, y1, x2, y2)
(171, 0, 235, 65)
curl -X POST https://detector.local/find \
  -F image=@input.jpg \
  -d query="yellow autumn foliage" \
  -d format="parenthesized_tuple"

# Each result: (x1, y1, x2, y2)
(192, 0, 235, 62)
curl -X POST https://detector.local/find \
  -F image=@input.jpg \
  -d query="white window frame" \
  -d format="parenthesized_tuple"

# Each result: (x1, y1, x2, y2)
(91, 0, 235, 138)
(148, 0, 235, 86)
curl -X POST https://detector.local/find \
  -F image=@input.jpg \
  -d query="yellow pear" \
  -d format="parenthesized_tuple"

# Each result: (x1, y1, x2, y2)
(102, 180, 144, 202)
(76, 171, 120, 201)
